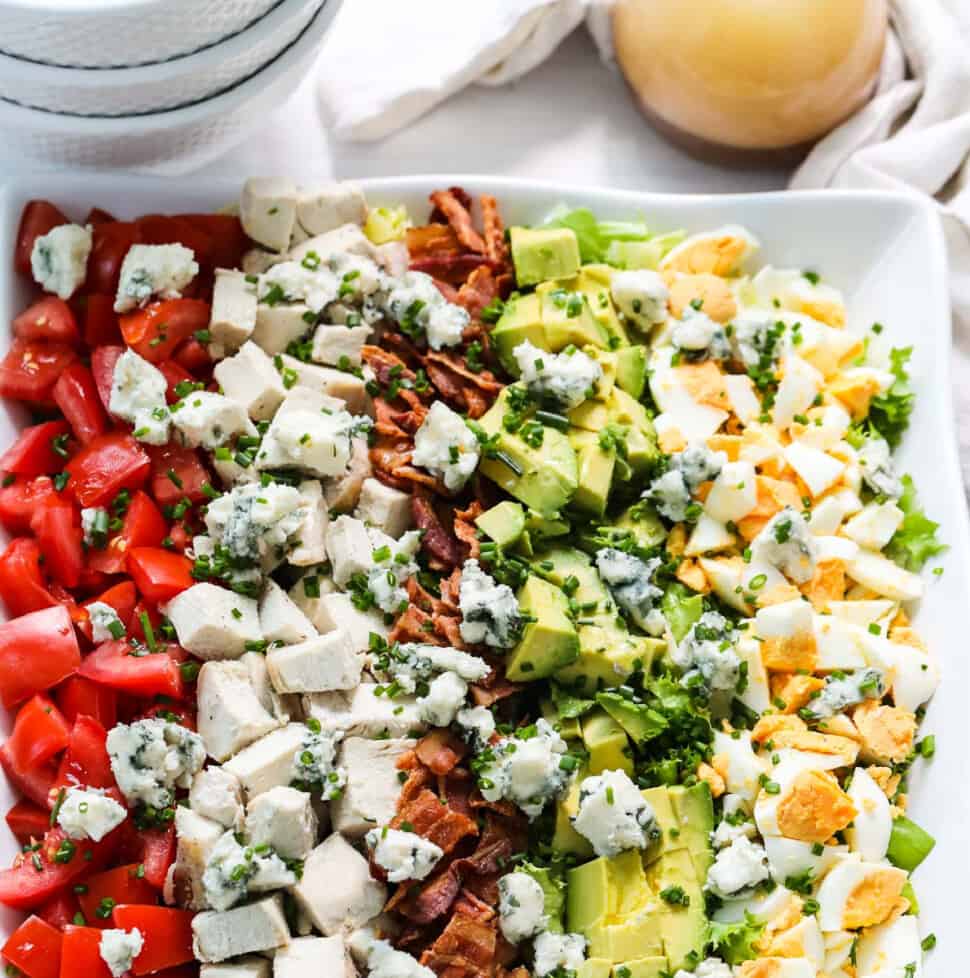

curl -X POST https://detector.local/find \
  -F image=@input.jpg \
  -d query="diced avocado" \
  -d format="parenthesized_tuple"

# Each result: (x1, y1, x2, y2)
(609, 386, 656, 434)
(490, 292, 547, 375)
(575, 265, 631, 348)
(520, 861, 566, 932)
(507, 575, 579, 681)
(590, 349, 618, 400)
(541, 697, 582, 741)
(569, 430, 615, 519)
(661, 583, 705, 644)
(510, 226, 581, 287)
(539, 282, 611, 352)
(587, 916, 664, 964)
(624, 426, 658, 477)
(526, 510, 571, 540)
(579, 962, 613, 978)
(531, 547, 607, 609)
(596, 691, 667, 747)
(612, 502, 667, 551)
(615, 345, 648, 399)
(614, 958, 669, 978)
(510, 529, 534, 558)
(640, 785, 684, 862)
(581, 709, 632, 776)
(568, 399, 613, 433)
(566, 856, 612, 932)
(557, 628, 663, 693)
(474, 500, 526, 548)
(668, 783, 715, 881)
(553, 774, 594, 859)
(478, 388, 578, 517)
(661, 907, 709, 974)
(646, 851, 707, 972)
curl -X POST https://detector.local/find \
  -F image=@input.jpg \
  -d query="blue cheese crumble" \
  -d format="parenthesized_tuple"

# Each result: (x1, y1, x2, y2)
(532, 931, 587, 977)
(31, 223, 92, 300)
(365, 827, 444, 883)
(201, 829, 296, 910)
(384, 271, 469, 350)
(670, 307, 731, 360)
(292, 726, 346, 799)
(610, 269, 669, 331)
(115, 243, 198, 313)
(367, 940, 436, 978)
(751, 506, 818, 584)
(411, 402, 480, 491)
(56, 786, 126, 842)
(497, 871, 547, 944)
(804, 668, 885, 719)
(418, 671, 470, 727)
(704, 834, 770, 899)
(511, 340, 602, 410)
(99, 928, 144, 978)
(645, 443, 726, 522)
(456, 705, 496, 750)
(87, 601, 124, 643)
(856, 436, 903, 499)
(109, 350, 171, 445)
(571, 769, 660, 858)
(672, 611, 742, 696)
(458, 559, 523, 648)
(594, 548, 665, 635)
(369, 641, 490, 695)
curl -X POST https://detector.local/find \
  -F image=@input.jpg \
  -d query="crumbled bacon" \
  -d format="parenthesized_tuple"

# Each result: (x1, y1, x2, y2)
(416, 730, 468, 776)
(412, 492, 464, 568)
(480, 195, 509, 268)
(393, 788, 479, 857)
(453, 502, 483, 560)
(406, 223, 462, 259)
(429, 190, 486, 254)
(421, 910, 499, 978)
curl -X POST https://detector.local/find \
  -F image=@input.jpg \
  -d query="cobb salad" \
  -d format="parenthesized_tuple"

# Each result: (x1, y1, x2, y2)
(0, 179, 945, 978)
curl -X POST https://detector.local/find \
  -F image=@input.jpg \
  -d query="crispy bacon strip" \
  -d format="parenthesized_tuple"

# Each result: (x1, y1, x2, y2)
(410, 253, 494, 286)
(406, 223, 462, 258)
(416, 730, 468, 776)
(480, 195, 509, 268)
(456, 265, 500, 321)
(393, 788, 478, 856)
(389, 604, 437, 645)
(453, 502, 483, 560)
(430, 190, 486, 254)
(421, 910, 498, 978)
(412, 493, 463, 568)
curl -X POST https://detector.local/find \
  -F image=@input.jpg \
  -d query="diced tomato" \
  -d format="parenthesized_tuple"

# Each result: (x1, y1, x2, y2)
(156, 361, 196, 404)
(0, 420, 71, 476)
(84, 207, 115, 226)
(80, 581, 137, 638)
(166, 522, 192, 554)
(0, 475, 55, 533)
(54, 676, 118, 730)
(148, 444, 211, 507)
(182, 213, 248, 269)
(36, 890, 80, 930)
(127, 548, 193, 604)
(5, 801, 51, 845)
(65, 432, 150, 508)
(0, 339, 77, 406)
(82, 295, 121, 348)
(0, 604, 80, 708)
(52, 716, 116, 793)
(14, 200, 69, 276)
(4, 694, 70, 773)
(78, 641, 183, 700)
(0, 827, 117, 910)
(77, 866, 156, 930)
(30, 494, 84, 589)
(13, 297, 81, 347)
(88, 491, 167, 576)
(58, 926, 112, 978)
(87, 222, 140, 296)
(0, 745, 57, 808)
(138, 702, 195, 730)
(90, 345, 124, 415)
(171, 338, 211, 373)
(53, 363, 109, 445)
(0, 538, 57, 617)
(136, 215, 212, 268)
(125, 825, 174, 890)
(128, 601, 162, 645)
(119, 299, 210, 363)
(2, 914, 62, 978)
(112, 905, 194, 974)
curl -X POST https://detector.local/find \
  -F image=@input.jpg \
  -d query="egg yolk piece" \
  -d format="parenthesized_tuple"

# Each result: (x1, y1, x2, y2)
(775, 769, 857, 844)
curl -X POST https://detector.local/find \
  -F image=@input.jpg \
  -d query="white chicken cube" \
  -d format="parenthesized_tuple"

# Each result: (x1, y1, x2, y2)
(276, 935, 357, 978)
(266, 629, 362, 694)
(163, 584, 262, 661)
(115, 243, 198, 313)
(288, 480, 329, 567)
(303, 685, 426, 740)
(189, 768, 245, 831)
(171, 391, 257, 450)
(325, 515, 373, 586)
(289, 834, 386, 937)
(241, 248, 280, 277)
(245, 785, 318, 861)
(213, 341, 286, 421)
(242, 650, 291, 724)
(192, 893, 290, 962)
(252, 304, 313, 355)
(288, 224, 379, 266)
(259, 579, 317, 645)
(311, 592, 388, 652)
(330, 737, 415, 838)
(240, 177, 299, 253)
(197, 659, 281, 762)
(287, 574, 337, 628)
(223, 723, 307, 800)
(212, 454, 258, 488)
(199, 958, 270, 978)
(296, 182, 368, 236)
(172, 807, 223, 910)
(842, 501, 904, 551)
(210, 270, 257, 353)
(311, 324, 372, 368)
(277, 355, 370, 414)
(355, 478, 413, 538)
(324, 438, 372, 513)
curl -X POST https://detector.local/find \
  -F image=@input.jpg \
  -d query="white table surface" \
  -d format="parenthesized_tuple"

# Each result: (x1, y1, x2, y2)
(198, 29, 792, 194)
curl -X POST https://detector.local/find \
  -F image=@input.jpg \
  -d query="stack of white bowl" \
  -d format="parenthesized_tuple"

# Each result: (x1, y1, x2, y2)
(0, 0, 342, 169)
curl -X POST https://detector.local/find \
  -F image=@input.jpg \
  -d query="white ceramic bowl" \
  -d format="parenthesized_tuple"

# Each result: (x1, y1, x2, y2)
(0, 0, 323, 116)
(0, 0, 341, 172)
(0, 0, 284, 70)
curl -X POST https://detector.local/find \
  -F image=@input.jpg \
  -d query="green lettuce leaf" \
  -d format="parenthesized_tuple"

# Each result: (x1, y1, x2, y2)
(540, 206, 654, 264)
(868, 346, 915, 449)
(886, 474, 946, 571)
(708, 913, 766, 965)
(661, 582, 704, 643)
(550, 682, 595, 720)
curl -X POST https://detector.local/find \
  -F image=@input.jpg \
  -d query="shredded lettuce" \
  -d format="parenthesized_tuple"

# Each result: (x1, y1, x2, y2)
(540, 206, 664, 265)
(662, 582, 704, 644)
(605, 231, 686, 270)
(868, 346, 915, 449)
(708, 913, 766, 965)
(886, 475, 946, 571)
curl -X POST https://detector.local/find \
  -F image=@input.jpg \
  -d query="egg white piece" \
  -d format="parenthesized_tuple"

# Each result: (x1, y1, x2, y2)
(649, 348, 728, 442)
(855, 914, 923, 978)
(824, 929, 857, 974)
(685, 513, 735, 557)
(784, 442, 846, 497)
(813, 614, 869, 671)
(771, 915, 827, 969)
(736, 634, 771, 716)
(846, 768, 892, 862)
(860, 632, 940, 713)
(847, 549, 924, 602)
(711, 883, 797, 924)
(763, 835, 846, 886)
(660, 225, 759, 275)
(827, 600, 897, 628)
(808, 488, 863, 535)
(713, 730, 768, 803)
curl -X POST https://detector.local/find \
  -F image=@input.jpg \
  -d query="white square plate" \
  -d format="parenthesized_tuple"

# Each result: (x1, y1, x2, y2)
(0, 175, 966, 974)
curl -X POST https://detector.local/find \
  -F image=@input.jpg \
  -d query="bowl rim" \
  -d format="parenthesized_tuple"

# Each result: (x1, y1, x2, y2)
(0, 0, 321, 85)
(0, 0, 340, 129)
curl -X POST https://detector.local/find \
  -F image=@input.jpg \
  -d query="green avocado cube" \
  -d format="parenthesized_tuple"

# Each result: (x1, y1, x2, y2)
(510, 226, 581, 286)
(490, 292, 547, 375)
(474, 500, 526, 548)
(568, 430, 615, 519)
(539, 284, 611, 352)
(506, 575, 579, 681)
(615, 345, 648, 399)
(581, 709, 632, 777)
